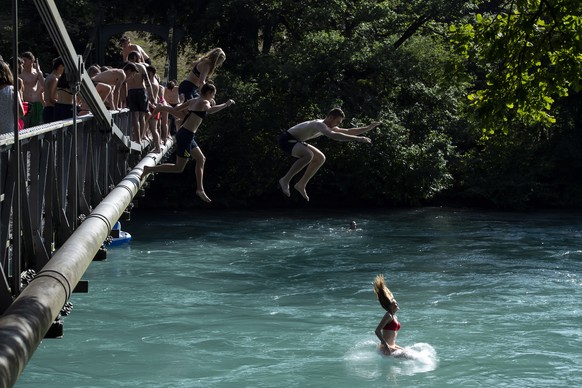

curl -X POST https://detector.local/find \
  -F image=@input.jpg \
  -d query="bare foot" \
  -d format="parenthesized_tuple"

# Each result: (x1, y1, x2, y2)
(293, 183, 309, 201)
(196, 190, 212, 203)
(278, 178, 290, 197)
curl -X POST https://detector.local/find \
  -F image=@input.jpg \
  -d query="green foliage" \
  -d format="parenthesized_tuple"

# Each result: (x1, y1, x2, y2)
(451, 0, 582, 137)
(8, 0, 582, 209)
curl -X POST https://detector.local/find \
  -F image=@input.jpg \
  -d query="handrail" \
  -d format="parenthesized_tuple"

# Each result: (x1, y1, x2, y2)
(0, 138, 174, 387)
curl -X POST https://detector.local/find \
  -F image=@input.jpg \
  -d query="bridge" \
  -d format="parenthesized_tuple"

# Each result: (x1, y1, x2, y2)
(0, 1, 173, 386)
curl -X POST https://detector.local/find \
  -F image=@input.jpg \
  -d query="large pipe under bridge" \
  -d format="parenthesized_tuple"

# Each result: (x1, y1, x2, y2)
(0, 1, 175, 384)
(0, 115, 174, 386)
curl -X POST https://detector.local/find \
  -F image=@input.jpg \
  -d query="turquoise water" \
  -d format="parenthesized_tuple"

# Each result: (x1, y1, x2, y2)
(15, 208, 582, 387)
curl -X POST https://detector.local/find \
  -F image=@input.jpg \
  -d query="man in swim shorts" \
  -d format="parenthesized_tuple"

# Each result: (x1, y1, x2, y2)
(278, 108, 380, 201)
(125, 52, 154, 142)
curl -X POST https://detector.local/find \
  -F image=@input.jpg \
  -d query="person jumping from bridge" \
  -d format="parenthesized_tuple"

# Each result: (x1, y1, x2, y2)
(143, 82, 234, 203)
(278, 108, 380, 201)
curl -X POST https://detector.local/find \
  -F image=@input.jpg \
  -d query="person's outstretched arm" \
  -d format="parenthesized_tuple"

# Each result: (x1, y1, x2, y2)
(208, 99, 235, 114)
(334, 122, 381, 136)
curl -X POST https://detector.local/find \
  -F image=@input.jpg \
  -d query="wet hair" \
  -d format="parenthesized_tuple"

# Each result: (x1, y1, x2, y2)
(373, 274, 395, 312)
(0, 60, 14, 85)
(327, 108, 345, 119)
(52, 57, 64, 71)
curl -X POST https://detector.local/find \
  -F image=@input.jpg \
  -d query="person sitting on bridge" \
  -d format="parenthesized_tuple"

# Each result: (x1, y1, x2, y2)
(143, 82, 235, 203)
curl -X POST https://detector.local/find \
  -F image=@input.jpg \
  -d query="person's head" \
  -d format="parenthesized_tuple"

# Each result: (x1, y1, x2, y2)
(14, 57, 23, 74)
(350, 221, 357, 230)
(120, 35, 130, 48)
(201, 48, 226, 76)
(56, 70, 69, 89)
(167, 80, 176, 89)
(324, 107, 345, 127)
(127, 51, 141, 63)
(20, 51, 35, 68)
(373, 275, 399, 314)
(200, 82, 216, 100)
(87, 65, 101, 78)
(52, 57, 64, 72)
(0, 60, 14, 86)
(146, 65, 156, 76)
(123, 62, 139, 76)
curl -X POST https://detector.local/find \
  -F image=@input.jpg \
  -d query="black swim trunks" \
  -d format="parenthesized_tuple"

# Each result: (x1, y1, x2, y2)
(176, 127, 199, 158)
(126, 88, 148, 112)
(178, 80, 200, 101)
(278, 131, 305, 155)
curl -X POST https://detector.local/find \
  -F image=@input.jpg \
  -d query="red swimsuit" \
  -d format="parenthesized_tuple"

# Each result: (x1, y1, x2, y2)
(383, 316, 401, 331)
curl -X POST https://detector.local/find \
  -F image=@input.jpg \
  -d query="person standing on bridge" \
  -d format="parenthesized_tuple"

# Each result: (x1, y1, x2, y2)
(126, 51, 155, 142)
(178, 48, 226, 102)
(143, 82, 235, 203)
(43, 57, 65, 123)
(0, 60, 25, 135)
(20, 51, 44, 128)
(120, 35, 151, 65)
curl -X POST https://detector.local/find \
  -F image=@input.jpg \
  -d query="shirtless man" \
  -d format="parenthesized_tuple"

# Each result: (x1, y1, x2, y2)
(277, 108, 380, 201)
(125, 52, 154, 142)
(20, 51, 44, 127)
(146, 65, 162, 152)
(43, 57, 64, 123)
(88, 65, 126, 109)
(120, 35, 151, 65)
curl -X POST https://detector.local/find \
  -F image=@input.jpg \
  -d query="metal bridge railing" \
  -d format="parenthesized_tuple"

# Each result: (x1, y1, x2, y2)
(0, 111, 175, 387)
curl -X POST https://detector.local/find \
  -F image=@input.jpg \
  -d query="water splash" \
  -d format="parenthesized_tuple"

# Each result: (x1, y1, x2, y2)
(344, 340, 438, 380)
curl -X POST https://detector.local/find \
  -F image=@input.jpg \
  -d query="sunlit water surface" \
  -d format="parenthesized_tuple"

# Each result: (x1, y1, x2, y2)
(16, 208, 582, 387)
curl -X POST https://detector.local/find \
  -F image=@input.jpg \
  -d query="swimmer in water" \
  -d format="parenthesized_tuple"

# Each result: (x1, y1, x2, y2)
(373, 274, 403, 356)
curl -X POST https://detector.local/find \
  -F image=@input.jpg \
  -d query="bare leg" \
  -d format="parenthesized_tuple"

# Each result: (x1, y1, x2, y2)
(190, 147, 211, 202)
(143, 156, 188, 174)
(131, 111, 141, 141)
(279, 144, 314, 198)
(160, 111, 169, 144)
(138, 112, 147, 141)
(293, 145, 325, 201)
(279, 144, 325, 201)
(148, 117, 161, 152)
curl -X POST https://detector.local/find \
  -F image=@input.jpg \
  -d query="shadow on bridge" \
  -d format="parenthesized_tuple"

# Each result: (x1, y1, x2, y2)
(0, 1, 175, 386)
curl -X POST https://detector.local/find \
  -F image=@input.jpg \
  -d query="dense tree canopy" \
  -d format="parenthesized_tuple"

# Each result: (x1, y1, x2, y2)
(1, 0, 581, 209)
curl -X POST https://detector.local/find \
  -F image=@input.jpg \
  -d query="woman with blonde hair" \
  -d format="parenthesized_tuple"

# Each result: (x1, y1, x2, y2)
(373, 274, 403, 355)
(178, 48, 226, 101)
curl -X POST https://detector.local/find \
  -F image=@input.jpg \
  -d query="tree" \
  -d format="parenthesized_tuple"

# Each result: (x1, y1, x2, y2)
(451, 0, 582, 137)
